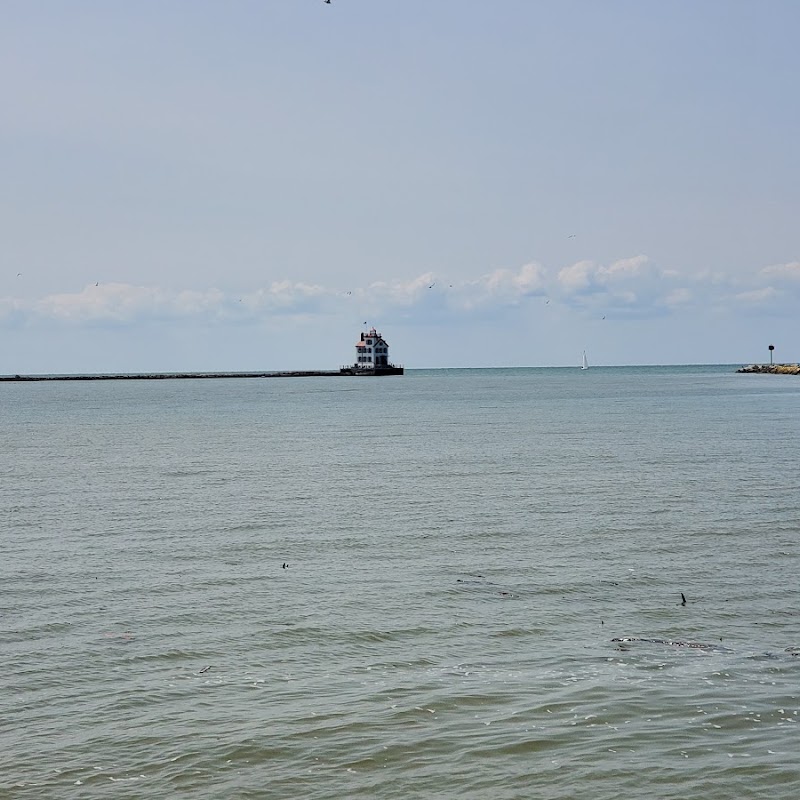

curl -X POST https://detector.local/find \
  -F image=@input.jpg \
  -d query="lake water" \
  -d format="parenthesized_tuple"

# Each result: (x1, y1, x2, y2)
(2, 366, 799, 799)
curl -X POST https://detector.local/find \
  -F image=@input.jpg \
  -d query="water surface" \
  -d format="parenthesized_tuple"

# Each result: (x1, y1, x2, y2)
(2, 366, 799, 798)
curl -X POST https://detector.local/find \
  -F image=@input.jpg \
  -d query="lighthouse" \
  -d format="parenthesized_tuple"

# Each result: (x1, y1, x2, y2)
(346, 326, 403, 375)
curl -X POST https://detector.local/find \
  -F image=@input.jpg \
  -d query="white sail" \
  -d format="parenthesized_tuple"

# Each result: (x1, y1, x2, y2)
(581, 351, 589, 370)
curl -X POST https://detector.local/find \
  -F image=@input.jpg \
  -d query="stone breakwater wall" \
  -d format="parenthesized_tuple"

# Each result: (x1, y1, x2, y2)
(737, 364, 800, 375)
(0, 368, 403, 382)
(1, 371, 345, 382)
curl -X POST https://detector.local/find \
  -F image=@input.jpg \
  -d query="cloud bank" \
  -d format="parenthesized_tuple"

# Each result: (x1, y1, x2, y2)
(2, 256, 798, 328)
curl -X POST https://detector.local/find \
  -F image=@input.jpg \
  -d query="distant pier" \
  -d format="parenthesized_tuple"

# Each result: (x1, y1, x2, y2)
(1, 324, 404, 382)
(0, 367, 403, 382)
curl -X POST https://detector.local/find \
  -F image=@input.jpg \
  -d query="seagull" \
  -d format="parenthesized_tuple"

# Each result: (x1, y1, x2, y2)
(324, 0, 331, 4)
(568, 234, 576, 239)
(428, 282, 435, 289)
(16, 272, 22, 277)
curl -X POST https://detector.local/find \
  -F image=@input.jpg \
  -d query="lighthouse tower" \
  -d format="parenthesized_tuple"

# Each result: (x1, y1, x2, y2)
(345, 326, 402, 374)
(355, 327, 391, 368)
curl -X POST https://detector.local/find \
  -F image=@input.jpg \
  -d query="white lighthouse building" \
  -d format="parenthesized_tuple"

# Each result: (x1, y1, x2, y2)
(347, 326, 402, 374)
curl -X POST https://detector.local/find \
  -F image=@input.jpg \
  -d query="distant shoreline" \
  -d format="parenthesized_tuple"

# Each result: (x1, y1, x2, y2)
(736, 364, 800, 375)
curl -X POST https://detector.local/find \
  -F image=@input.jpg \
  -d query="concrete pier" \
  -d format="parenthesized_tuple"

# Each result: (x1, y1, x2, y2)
(0, 367, 403, 382)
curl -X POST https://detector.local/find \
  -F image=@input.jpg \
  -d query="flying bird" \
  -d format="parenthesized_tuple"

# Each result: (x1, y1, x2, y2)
(428, 283, 435, 289)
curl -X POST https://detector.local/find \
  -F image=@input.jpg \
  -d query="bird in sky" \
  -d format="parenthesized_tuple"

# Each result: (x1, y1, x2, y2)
(428, 283, 435, 289)
(568, 234, 576, 239)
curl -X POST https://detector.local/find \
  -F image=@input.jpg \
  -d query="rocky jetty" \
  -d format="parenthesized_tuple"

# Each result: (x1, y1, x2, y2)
(737, 364, 800, 375)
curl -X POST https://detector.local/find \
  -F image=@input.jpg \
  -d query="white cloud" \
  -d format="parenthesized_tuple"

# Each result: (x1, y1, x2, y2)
(598, 255, 650, 282)
(733, 286, 780, 306)
(759, 261, 800, 282)
(557, 260, 594, 292)
(33, 283, 170, 322)
(172, 288, 225, 315)
(556, 256, 656, 299)
(485, 261, 546, 295)
(723, 261, 800, 314)
(663, 288, 693, 306)
(243, 281, 331, 314)
(363, 273, 437, 306)
(3, 255, 798, 330)
(553, 255, 678, 316)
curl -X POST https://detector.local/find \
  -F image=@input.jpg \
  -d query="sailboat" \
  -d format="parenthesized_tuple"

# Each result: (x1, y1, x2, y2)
(581, 351, 589, 370)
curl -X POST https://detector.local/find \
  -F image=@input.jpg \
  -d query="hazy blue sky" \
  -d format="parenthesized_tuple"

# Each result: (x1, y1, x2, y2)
(2, 1, 798, 371)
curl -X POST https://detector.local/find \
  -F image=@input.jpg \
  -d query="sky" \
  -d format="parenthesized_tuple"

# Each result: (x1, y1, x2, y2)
(1, 0, 798, 372)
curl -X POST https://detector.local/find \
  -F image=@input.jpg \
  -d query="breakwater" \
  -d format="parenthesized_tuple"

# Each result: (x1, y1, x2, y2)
(737, 363, 800, 375)
(0, 367, 403, 382)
